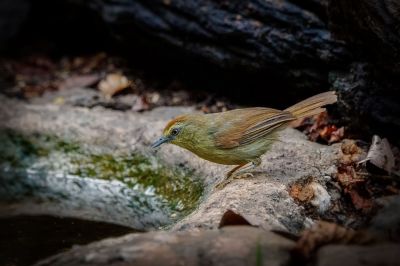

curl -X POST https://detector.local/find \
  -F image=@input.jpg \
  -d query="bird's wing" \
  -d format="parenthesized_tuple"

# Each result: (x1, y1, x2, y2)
(213, 108, 296, 148)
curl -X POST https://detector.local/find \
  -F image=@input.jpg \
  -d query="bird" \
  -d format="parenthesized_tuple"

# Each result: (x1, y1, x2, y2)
(151, 91, 337, 180)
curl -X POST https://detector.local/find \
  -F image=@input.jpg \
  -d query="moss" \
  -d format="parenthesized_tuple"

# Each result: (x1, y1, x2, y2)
(0, 130, 204, 217)
(71, 153, 203, 214)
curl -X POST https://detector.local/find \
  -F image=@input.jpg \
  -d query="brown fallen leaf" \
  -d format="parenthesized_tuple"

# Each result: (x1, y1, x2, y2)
(347, 189, 374, 211)
(359, 135, 395, 175)
(58, 74, 100, 90)
(295, 221, 373, 258)
(336, 165, 364, 187)
(292, 112, 344, 143)
(308, 112, 329, 141)
(328, 126, 344, 143)
(98, 73, 131, 99)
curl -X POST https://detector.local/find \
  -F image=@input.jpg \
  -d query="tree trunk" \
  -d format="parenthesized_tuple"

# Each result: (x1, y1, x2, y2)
(327, 0, 400, 143)
(69, 0, 350, 90)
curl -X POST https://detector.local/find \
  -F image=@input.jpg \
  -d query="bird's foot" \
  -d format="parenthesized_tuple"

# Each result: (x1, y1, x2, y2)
(214, 172, 254, 190)
(232, 172, 254, 179)
(214, 179, 232, 190)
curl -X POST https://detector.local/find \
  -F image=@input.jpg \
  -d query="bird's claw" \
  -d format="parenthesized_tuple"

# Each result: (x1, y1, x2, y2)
(214, 179, 232, 190)
(233, 172, 254, 179)
(214, 172, 254, 190)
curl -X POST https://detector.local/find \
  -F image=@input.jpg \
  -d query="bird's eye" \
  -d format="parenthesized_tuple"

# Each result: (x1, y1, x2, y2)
(171, 128, 180, 136)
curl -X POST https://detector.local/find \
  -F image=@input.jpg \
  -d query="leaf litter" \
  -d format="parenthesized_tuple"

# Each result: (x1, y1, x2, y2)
(0, 52, 235, 113)
(290, 120, 400, 249)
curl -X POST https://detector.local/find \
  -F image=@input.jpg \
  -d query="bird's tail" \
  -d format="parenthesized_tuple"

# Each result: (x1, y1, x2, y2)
(285, 91, 337, 119)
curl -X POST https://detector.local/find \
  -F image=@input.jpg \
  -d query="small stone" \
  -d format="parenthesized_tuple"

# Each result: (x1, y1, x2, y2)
(310, 182, 331, 214)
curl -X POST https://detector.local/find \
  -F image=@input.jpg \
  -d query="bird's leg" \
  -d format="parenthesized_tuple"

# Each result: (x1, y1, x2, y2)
(226, 164, 247, 178)
(230, 158, 262, 178)
(216, 158, 262, 190)
(214, 163, 247, 190)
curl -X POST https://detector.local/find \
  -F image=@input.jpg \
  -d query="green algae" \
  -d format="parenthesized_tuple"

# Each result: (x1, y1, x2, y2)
(71, 153, 203, 214)
(0, 130, 204, 217)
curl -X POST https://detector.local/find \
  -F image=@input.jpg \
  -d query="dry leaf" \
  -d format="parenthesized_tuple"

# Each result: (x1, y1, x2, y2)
(219, 210, 253, 228)
(292, 112, 344, 143)
(58, 74, 100, 90)
(98, 73, 130, 99)
(328, 126, 345, 143)
(348, 189, 374, 211)
(360, 135, 395, 175)
(295, 221, 373, 258)
(337, 166, 364, 187)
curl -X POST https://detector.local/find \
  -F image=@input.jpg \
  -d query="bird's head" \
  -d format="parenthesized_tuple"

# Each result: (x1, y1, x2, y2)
(151, 115, 192, 149)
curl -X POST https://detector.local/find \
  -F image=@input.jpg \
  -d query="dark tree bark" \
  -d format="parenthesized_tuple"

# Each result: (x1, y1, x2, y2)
(328, 0, 400, 69)
(0, 0, 30, 50)
(68, 0, 350, 90)
(327, 0, 400, 143)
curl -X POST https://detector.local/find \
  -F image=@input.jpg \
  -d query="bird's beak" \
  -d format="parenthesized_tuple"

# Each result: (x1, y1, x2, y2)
(151, 136, 170, 149)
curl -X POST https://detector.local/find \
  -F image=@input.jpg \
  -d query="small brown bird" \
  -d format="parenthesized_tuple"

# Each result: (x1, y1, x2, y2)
(152, 91, 337, 179)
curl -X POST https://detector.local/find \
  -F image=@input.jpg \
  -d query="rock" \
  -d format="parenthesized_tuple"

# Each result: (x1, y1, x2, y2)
(0, 93, 347, 265)
(0, 171, 171, 230)
(310, 182, 331, 214)
(316, 244, 400, 266)
(29, 87, 141, 111)
(0, 91, 201, 230)
(35, 226, 295, 266)
(0, 94, 341, 234)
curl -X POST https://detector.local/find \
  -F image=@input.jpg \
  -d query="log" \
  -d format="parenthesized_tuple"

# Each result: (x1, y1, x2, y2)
(68, 0, 349, 90)
(327, 0, 400, 143)
(0, 0, 30, 50)
(328, 0, 400, 68)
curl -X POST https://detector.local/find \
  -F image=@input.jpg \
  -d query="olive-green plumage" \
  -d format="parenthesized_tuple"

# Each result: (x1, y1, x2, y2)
(152, 91, 337, 177)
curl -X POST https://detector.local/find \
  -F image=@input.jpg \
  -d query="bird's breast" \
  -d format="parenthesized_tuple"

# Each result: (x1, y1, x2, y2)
(178, 137, 275, 165)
